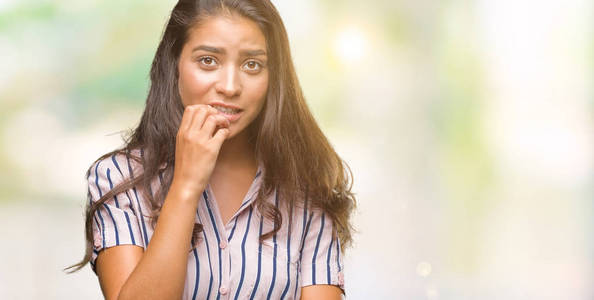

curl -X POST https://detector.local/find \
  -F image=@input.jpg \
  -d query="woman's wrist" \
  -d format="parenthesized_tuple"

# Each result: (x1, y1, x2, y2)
(168, 179, 205, 204)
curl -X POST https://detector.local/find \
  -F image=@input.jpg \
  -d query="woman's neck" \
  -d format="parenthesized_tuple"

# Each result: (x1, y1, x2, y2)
(215, 129, 257, 171)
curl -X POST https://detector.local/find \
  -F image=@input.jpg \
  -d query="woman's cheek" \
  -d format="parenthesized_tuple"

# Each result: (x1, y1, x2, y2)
(182, 75, 214, 105)
(249, 73, 269, 100)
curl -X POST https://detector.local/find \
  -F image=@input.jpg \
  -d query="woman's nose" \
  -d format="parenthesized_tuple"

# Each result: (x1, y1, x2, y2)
(215, 64, 242, 98)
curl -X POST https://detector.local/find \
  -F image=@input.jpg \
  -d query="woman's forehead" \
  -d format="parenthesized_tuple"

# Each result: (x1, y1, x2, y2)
(186, 14, 267, 51)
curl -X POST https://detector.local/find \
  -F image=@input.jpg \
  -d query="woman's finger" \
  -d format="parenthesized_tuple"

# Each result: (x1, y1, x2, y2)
(201, 105, 222, 129)
(211, 127, 229, 147)
(200, 114, 230, 139)
(187, 105, 211, 135)
(179, 105, 197, 134)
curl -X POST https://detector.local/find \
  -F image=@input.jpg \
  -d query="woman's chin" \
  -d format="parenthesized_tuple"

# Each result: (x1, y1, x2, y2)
(222, 124, 251, 142)
(223, 129, 236, 141)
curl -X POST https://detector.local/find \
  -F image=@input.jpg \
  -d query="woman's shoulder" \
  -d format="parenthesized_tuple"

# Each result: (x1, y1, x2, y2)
(87, 148, 144, 185)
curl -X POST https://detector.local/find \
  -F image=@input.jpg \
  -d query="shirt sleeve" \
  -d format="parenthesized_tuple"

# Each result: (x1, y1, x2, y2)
(87, 154, 145, 274)
(299, 209, 345, 292)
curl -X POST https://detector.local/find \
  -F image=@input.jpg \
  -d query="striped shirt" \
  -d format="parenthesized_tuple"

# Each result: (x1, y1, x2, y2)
(88, 151, 345, 299)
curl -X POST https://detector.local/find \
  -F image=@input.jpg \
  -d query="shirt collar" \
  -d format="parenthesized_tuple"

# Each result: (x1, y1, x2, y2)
(198, 160, 265, 223)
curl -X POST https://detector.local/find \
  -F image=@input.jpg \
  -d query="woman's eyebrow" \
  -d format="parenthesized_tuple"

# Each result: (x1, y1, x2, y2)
(241, 49, 266, 57)
(192, 45, 266, 56)
(192, 45, 223, 54)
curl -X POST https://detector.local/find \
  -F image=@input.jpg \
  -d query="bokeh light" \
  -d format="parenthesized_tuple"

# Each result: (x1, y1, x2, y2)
(334, 26, 367, 63)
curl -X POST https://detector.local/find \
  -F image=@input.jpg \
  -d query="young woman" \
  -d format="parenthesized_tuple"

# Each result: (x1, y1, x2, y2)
(66, 1, 356, 299)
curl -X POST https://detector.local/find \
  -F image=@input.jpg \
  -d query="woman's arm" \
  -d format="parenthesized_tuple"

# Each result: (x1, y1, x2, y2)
(96, 184, 199, 300)
(95, 245, 143, 299)
(94, 105, 229, 299)
(301, 285, 343, 300)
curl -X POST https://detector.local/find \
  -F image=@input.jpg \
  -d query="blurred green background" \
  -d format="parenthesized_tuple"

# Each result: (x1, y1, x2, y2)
(0, 0, 592, 299)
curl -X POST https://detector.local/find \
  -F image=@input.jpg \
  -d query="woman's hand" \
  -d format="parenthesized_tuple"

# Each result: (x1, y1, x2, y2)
(171, 104, 230, 199)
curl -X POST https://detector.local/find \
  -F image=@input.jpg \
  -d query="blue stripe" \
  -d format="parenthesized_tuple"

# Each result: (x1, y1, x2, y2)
(123, 190, 137, 217)
(105, 167, 131, 245)
(280, 206, 292, 300)
(197, 211, 214, 300)
(311, 213, 325, 285)
(111, 154, 138, 217)
(266, 191, 279, 299)
(249, 216, 264, 299)
(237, 169, 259, 211)
(111, 154, 123, 177)
(111, 154, 136, 216)
(336, 238, 341, 272)
(87, 172, 92, 205)
(94, 161, 103, 197)
(237, 196, 252, 210)
(113, 154, 138, 217)
(110, 155, 124, 210)
(204, 190, 222, 300)
(93, 162, 107, 248)
(106, 168, 120, 208)
(107, 166, 136, 245)
(126, 154, 149, 246)
(294, 210, 314, 299)
(192, 248, 200, 300)
(123, 211, 136, 245)
(228, 217, 239, 241)
(300, 213, 314, 255)
(97, 209, 106, 248)
(326, 234, 335, 284)
(93, 215, 100, 230)
(293, 204, 308, 299)
(234, 206, 253, 300)
(103, 203, 120, 245)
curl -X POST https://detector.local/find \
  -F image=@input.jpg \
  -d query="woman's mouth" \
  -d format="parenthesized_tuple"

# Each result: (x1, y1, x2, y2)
(209, 104, 243, 122)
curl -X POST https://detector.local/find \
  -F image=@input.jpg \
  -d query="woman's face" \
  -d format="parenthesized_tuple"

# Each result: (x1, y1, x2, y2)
(177, 14, 269, 140)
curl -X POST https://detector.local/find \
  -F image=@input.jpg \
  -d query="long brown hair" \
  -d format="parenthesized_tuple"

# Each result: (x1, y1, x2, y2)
(65, 0, 355, 273)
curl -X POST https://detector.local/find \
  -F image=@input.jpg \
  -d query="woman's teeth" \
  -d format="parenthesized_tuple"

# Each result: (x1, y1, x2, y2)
(210, 105, 241, 114)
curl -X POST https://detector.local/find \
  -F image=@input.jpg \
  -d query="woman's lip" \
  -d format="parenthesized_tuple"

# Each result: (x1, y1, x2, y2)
(209, 102, 242, 111)
(216, 110, 242, 123)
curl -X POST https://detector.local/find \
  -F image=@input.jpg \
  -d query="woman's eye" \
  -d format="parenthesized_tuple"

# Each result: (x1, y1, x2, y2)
(198, 56, 217, 67)
(243, 60, 262, 72)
